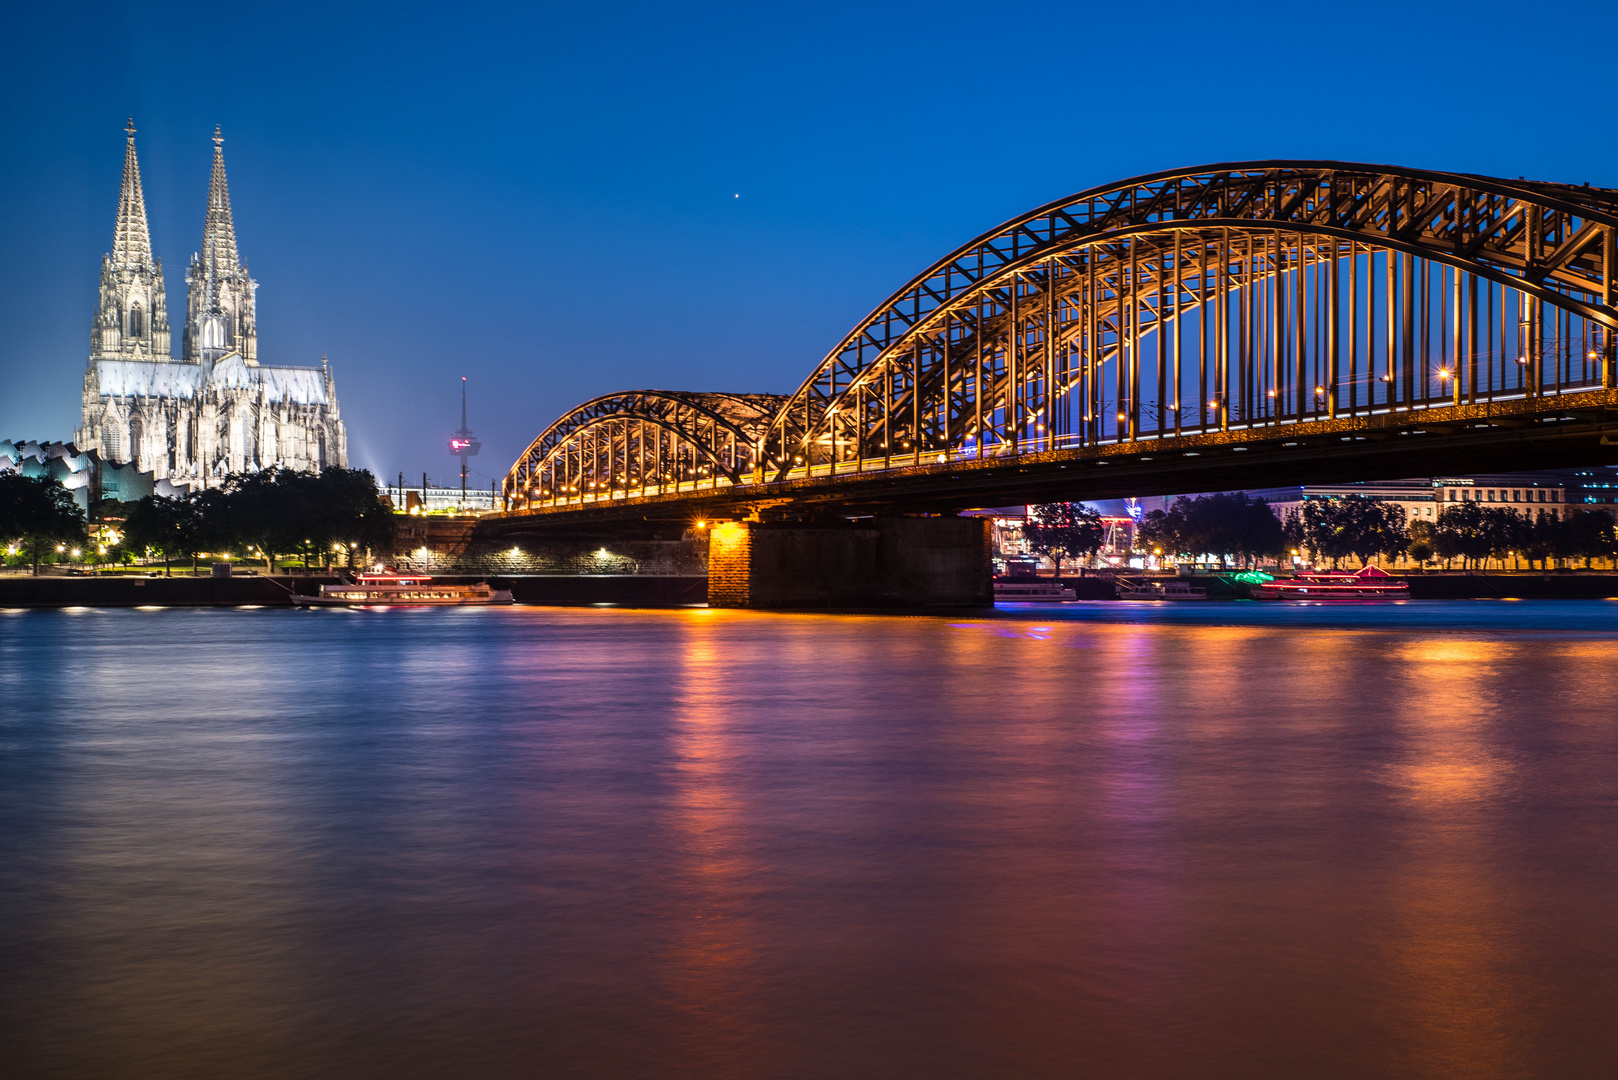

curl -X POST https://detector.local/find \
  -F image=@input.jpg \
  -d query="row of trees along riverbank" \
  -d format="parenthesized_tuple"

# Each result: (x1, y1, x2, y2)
(1, 467, 394, 575)
(1020, 494, 1292, 572)
(1281, 496, 1617, 570)
(1016, 494, 1618, 571)
(120, 467, 394, 573)
(1018, 496, 1296, 574)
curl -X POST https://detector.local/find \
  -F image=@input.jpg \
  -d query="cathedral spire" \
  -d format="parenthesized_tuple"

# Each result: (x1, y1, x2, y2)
(199, 125, 240, 274)
(87, 118, 171, 368)
(112, 118, 154, 266)
(184, 126, 257, 364)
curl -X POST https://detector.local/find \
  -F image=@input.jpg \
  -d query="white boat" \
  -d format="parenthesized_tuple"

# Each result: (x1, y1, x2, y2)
(1115, 578, 1209, 601)
(291, 570, 514, 607)
(994, 580, 1078, 601)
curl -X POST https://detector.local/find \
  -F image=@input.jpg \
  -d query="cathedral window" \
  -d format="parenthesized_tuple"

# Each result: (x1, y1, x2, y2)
(101, 421, 122, 462)
(127, 415, 144, 469)
(129, 305, 144, 338)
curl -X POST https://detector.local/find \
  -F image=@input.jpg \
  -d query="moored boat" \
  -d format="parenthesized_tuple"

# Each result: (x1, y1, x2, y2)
(1115, 578, 1209, 601)
(291, 570, 514, 607)
(994, 579, 1078, 601)
(1249, 564, 1409, 601)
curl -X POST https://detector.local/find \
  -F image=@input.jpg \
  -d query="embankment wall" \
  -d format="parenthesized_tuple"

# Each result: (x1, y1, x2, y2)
(390, 515, 707, 576)
(0, 574, 707, 608)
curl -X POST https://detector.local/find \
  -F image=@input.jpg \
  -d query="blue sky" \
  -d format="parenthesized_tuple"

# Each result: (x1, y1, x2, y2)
(3, 0, 1616, 486)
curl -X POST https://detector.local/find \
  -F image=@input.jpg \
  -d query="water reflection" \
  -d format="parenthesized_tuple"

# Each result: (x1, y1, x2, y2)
(663, 628, 762, 1072)
(2, 605, 1617, 1078)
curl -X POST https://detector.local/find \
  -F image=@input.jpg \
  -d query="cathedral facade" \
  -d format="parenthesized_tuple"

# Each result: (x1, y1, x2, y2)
(75, 121, 346, 490)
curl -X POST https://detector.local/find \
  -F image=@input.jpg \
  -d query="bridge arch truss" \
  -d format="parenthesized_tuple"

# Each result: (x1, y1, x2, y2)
(503, 162, 1618, 516)
(762, 161, 1618, 479)
(504, 390, 785, 510)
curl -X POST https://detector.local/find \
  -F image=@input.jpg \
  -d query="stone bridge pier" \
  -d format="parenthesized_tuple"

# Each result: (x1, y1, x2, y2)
(706, 516, 992, 609)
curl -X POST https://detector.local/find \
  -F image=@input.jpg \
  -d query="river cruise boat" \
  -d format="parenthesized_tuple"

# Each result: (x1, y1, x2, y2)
(994, 579, 1078, 601)
(1115, 578, 1209, 601)
(1249, 564, 1409, 601)
(292, 571, 513, 607)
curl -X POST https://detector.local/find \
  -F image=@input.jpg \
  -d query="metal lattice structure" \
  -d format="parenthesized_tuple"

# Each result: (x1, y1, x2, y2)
(506, 391, 784, 507)
(505, 161, 1618, 517)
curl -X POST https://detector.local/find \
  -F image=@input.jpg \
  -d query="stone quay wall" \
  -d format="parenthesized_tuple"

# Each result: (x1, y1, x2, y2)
(389, 515, 707, 577)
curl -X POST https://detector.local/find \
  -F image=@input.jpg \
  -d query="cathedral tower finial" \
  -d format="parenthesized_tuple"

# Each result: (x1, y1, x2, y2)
(200, 126, 239, 272)
(113, 118, 154, 265)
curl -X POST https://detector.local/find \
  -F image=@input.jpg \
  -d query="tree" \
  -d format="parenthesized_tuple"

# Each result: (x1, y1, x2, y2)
(305, 467, 395, 568)
(1137, 507, 1183, 560)
(1407, 520, 1436, 567)
(220, 468, 309, 571)
(1298, 501, 1347, 566)
(190, 488, 233, 571)
(1432, 502, 1500, 570)
(1282, 508, 1306, 558)
(1298, 495, 1408, 567)
(1200, 492, 1286, 567)
(1522, 511, 1557, 569)
(121, 495, 194, 576)
(1567, 509, 1617, 569)
(1492, 509, 1534, 569)
(1138, 493, 1284, 568)
(1430, 506, 1467, 568)
(0, 473, 86, 576)
(1022, 502, 1105, 578)
(1483, 507, 1522, 567)
(1346, 497, 1409, 566)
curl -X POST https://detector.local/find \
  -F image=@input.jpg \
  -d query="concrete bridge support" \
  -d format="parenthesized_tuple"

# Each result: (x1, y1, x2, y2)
(707, 516, 992, 609)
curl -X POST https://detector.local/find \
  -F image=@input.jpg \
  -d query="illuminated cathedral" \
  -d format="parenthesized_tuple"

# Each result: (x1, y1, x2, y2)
(75, 121, 346, 490)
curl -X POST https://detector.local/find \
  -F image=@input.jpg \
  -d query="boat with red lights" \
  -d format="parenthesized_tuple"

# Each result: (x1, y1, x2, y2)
(291, 570, 513, 606)
(1249, 564, 1409, 601)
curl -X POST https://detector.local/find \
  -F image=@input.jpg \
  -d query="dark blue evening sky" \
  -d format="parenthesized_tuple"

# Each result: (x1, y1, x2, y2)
(4, 0, 1615, 485)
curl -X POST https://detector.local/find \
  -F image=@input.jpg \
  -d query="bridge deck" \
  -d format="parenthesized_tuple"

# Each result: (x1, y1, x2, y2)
(486, 389, 1618, 534)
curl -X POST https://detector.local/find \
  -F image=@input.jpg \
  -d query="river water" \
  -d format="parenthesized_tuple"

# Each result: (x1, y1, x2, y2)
(3, 601, 1618, 1079)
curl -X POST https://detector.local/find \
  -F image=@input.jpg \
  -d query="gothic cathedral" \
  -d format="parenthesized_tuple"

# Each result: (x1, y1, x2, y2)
(75, 121, 347, 490)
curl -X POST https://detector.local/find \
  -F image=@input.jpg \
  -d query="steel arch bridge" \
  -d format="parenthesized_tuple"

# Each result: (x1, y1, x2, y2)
(502, 161, 1618, 529)
(505, 390, 786, 503)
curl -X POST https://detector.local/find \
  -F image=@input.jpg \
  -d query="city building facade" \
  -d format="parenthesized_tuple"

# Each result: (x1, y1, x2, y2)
(0, 438, 168, 510)
(1256, 475, 1576, 527)
(74, 122, 346, 491)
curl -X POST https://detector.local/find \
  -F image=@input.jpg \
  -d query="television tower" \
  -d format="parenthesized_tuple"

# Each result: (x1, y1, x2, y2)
(448, 377, 481, 506)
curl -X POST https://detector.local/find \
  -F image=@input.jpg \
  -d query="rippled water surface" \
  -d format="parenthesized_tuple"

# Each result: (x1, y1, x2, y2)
(3, 601, 1618, 1079)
